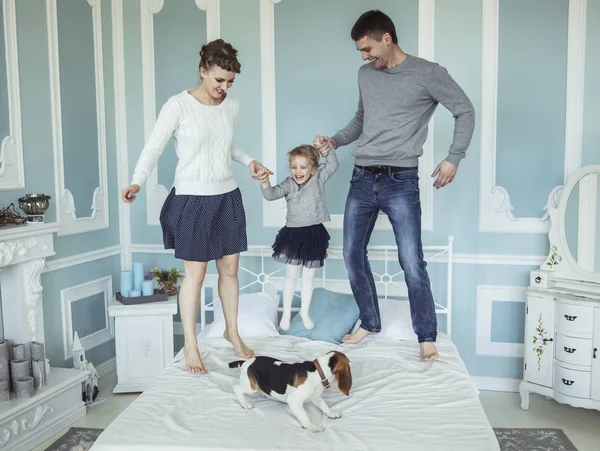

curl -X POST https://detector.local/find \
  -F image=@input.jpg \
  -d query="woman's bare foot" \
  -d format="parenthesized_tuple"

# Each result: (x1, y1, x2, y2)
(184, 343, 206, 374)
(342, 327, 375, 344)
(420, 342, 439, 361)
(224, 329, 255, 359)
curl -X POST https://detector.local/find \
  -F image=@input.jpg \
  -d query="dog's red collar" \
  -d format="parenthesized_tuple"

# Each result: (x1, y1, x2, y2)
(313, 359, 330, 389)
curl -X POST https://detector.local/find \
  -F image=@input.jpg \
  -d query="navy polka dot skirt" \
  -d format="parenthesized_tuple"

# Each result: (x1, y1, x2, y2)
(159, 187, 248, 262)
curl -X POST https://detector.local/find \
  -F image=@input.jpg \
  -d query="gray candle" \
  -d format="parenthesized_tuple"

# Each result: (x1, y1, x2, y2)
(29, 342, 45, 362)
(31, 359, 46, 388)
(0, 379, 9, 402)
(13, 377, 34, 398)
(0, 341, 9, 382)
(10, 359, 31, 387)
(12, 343, 26, 360)
(0, 341, 10, 361)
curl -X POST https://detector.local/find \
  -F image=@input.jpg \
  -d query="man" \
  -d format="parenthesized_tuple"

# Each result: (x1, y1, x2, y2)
(314, 10, 474, 360)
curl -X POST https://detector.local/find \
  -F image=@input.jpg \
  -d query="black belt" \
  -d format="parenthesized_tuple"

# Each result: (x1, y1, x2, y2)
(355, 165, 415, 174)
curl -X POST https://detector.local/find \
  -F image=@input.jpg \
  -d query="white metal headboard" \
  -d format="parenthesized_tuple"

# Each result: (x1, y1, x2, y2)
(200, 235, 454, 336)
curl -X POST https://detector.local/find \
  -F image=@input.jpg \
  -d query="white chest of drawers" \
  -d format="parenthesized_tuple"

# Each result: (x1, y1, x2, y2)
(519, 290, 600, 411)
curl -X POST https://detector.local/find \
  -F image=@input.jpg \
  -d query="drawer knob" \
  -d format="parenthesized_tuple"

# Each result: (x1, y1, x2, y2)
(594, 348, 597, 359)
(563, 347, 576, 353)
(564, 315, 577, 321)
(543, 338, 553, 343)
(562, 378, 574, 386)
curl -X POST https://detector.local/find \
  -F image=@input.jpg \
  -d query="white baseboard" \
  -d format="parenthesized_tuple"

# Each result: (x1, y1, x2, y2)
(96, 357, 116, 378)
(472, 376, 520, 392)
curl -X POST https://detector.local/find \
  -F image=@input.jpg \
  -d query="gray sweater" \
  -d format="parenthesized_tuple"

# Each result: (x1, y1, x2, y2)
(262, 151, 339, 227)
(332, 55, 475, 167)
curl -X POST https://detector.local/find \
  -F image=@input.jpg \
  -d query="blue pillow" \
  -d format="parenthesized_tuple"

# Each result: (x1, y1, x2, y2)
(281, 287, 359, 344)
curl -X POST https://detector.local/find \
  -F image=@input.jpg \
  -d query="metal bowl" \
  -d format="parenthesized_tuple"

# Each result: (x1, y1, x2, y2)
(18, 194, 51, 215)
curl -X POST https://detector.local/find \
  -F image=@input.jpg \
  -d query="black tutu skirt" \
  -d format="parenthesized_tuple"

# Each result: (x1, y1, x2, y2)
(272, 223, 330, 268)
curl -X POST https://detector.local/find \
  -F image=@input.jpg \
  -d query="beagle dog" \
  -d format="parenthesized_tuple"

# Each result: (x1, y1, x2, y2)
(229, 351, 352, 432)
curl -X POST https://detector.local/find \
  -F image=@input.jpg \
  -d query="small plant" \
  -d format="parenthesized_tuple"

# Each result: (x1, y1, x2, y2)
(149, 267, 183, 295)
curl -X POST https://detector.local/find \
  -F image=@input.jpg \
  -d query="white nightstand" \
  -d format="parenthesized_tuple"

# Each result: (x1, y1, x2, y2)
(108, 297, 178, 393)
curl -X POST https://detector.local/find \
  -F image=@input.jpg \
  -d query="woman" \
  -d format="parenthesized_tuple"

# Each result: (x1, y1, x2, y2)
(121, 39, 271, 374)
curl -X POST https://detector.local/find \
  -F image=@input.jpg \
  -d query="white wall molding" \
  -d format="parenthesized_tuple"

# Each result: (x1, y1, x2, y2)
(478, 0, 586, 234)
(564, 0, 587, 180)
(47, 0, 109, 236)
(260, 0, 435, 230)
(141, 0, 221, 225)
(476, 285, 525, 358)
(112, 0, 132, 270)
(43, 245, 122, 273)
(96, 357, 116, 377)
(0, 0, 25, 190)
(131, 243, 544, 266)
(472, 376, 520, 392)
(61, 276, 115, 360)
(417, 0, 435, 231)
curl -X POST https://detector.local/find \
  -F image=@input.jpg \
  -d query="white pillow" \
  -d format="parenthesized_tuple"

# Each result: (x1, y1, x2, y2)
(201, 292, 280, 339)
(351, 298, 417, 341)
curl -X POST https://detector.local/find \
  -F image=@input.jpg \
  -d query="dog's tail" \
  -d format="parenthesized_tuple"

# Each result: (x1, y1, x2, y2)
(228, 360, 245, 369)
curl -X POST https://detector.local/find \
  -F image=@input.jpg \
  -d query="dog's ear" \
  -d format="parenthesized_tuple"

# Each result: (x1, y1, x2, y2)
(330, 351, 352, 396)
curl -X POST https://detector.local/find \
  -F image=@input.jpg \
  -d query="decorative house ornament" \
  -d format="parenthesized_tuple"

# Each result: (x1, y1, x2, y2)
(71, 331, 103, 406)
(71, 331, 86, 370)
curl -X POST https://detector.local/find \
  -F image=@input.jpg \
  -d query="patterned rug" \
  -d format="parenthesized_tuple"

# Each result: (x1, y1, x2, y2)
(46, 426, 577, 450)
(45, 427, 103, 451)
(494, 428, 578, 451)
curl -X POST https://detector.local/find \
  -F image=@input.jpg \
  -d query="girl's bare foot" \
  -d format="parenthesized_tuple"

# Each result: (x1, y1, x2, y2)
(224, 329, 254, 359)
(342, 327, 375, 344)
(420, 342, 439, 361)
(184, 343, 206, 374)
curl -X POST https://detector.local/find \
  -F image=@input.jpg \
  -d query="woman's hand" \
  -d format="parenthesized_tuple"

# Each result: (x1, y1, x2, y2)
(257, 170, 271, 184)
(121, 184, 140, 203)
(249, 160, 272, 179)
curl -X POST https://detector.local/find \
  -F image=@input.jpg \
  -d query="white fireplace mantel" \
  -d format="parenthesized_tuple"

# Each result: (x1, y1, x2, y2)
(0, 222, 89, 451)
(0, 223, 60, 344)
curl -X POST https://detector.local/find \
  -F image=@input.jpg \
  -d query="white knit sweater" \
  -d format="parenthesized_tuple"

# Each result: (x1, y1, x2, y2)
(131, 91, 254, 195)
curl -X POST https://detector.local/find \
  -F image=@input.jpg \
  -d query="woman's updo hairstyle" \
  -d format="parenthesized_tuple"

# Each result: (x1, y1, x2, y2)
(199, 39, 241, 74)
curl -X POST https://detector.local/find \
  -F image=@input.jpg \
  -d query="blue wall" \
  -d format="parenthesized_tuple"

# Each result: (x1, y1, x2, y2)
(0, 0, 119, 369)
(1, 0, 599, 381)
(125, 0, 599, 381)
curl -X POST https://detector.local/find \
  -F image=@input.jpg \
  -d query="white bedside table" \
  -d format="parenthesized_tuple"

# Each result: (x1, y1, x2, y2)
(108, 296, 178, 393)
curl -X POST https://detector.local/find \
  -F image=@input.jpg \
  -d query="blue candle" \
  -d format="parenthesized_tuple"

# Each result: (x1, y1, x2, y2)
(120, 271, 133, 296)
(129, 289, 141, 298)
(142, 280, 154, 296)
(132, 262, 144, 290)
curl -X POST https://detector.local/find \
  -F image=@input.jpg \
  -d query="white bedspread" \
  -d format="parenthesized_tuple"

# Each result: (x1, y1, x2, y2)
(91, 334, 499, 451)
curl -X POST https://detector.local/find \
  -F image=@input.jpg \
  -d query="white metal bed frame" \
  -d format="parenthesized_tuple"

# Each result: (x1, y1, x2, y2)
(199, 235, 454, 336)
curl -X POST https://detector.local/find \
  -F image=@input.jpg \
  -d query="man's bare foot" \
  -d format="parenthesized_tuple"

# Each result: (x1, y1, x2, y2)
(224, 329, 255, 359)
(184, 343, 206, 374)
(342, 327, 375, 344)
(420, 342, 439, 361)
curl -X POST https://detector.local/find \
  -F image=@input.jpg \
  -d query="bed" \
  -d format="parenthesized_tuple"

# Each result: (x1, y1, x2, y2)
(91, 238, 500, 451)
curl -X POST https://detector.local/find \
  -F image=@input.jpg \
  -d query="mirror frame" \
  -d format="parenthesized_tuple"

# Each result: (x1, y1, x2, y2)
(548, 164, 600, 284)
(47, 0, 108, 236)
(141, 0, 220, 225)
(0, 0, 25, 190)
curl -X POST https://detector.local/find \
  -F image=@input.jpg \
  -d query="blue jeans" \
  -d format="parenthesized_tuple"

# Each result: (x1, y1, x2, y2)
(343, 166, 437, 343)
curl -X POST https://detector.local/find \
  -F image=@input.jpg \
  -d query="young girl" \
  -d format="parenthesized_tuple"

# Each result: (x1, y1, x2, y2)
(121, 39, 271, 374)
(259, 141, 338, 330)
